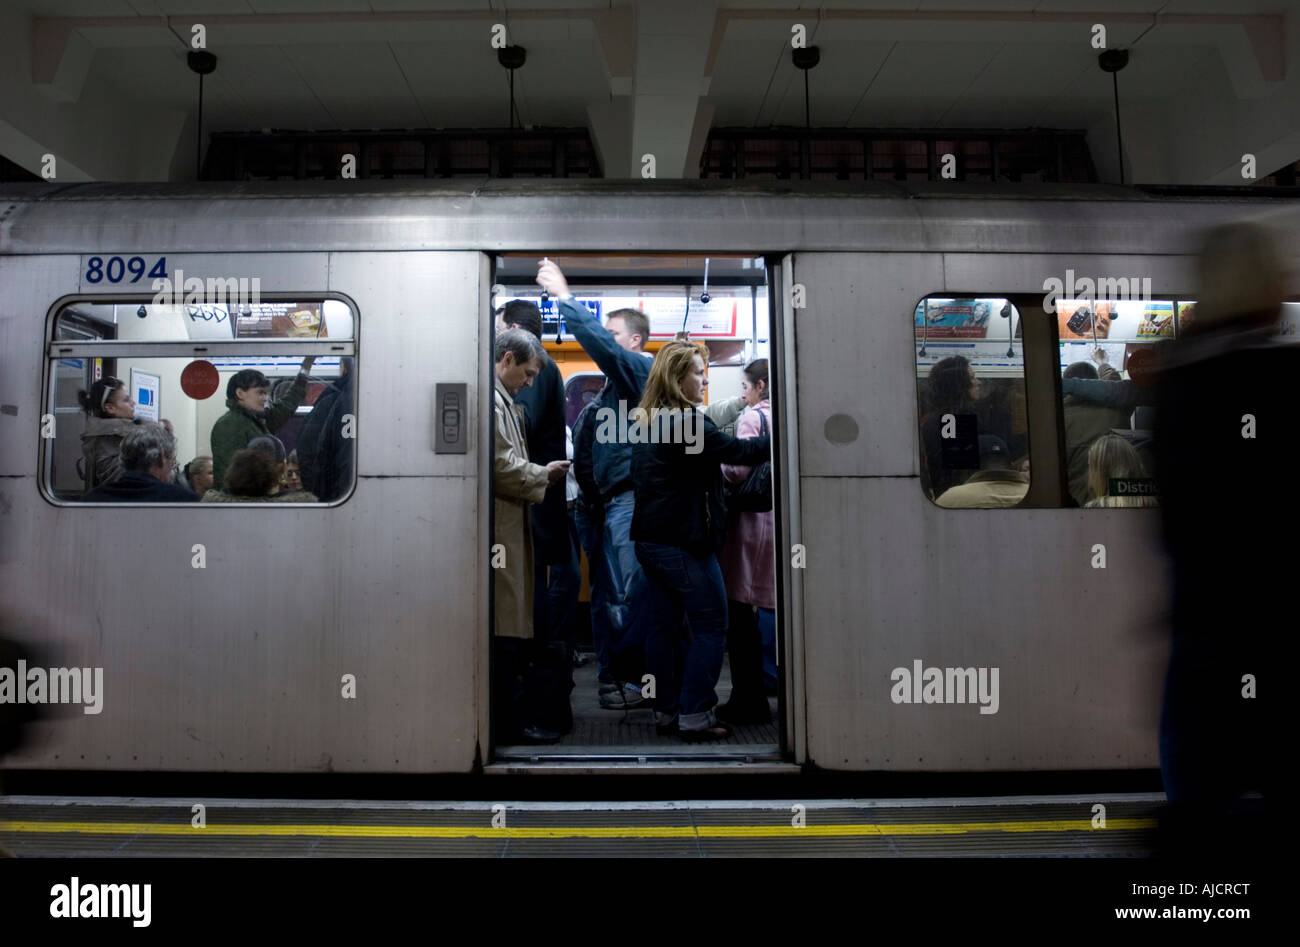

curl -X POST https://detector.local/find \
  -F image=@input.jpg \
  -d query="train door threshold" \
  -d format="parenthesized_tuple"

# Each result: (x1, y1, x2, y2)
(485, 754, 799, 775)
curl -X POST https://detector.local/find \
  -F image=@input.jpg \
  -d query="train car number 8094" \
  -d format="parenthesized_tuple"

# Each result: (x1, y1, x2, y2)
(85, 256, 167, 285)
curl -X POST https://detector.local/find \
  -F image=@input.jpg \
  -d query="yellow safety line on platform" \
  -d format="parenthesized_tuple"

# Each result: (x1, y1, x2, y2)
(0, 818, 1157, 840)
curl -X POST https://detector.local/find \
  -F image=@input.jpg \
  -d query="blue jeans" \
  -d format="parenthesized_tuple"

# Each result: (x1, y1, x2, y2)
(575, 500, 614, 680)
(601, 491, 651, 681)
(635, 541, 730, 727)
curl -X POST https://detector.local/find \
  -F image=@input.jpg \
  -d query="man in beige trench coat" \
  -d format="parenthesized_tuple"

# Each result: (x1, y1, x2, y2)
(493, 328, 570, 743)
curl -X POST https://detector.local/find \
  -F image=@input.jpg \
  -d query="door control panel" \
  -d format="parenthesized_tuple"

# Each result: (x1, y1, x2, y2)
(435, 383, 467, 454)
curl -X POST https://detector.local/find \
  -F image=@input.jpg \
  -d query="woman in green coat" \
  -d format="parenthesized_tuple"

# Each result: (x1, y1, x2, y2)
(209, 357, 315, 489)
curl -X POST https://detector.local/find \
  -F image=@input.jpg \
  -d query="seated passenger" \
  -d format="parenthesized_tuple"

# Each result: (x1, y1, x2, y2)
(82, 422, 199, 503)
(183, 455, 214, 496)
(1083, 434, 1158, 508)
(717, 358, 776, 725)
(77, 376, 139, 493)
(206, 437, 321, 502)
(210, 358, 315, 490)
(630, 340, 771, 741)
(934, 435, 1028, 508)
(1063, 351, 1132, 506)
(202, 447, 317, 502)
(284, 450, 304, 492)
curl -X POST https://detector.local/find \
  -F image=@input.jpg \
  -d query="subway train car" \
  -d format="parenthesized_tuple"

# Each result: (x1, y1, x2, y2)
(0, 180, 1295, 778)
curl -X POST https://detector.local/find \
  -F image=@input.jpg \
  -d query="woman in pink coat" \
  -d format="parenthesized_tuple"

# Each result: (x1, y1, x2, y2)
(717, 359, 775, 725)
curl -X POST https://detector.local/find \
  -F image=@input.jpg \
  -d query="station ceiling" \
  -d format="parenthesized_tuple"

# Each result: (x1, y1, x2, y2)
(5, 1, 1297, 183)
(15, 0, 1291, 131)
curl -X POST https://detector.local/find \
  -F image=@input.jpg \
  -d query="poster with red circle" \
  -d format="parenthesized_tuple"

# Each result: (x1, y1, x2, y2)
(1125, 346, 1160, 387)
(181, 360, 220, 400)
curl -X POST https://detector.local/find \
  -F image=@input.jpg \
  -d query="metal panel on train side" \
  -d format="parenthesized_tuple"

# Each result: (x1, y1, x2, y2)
(0, 256, 81, 478)
(801, 460, 1169, 771)
(0, 251, 481, 773)
(328, 251, 478, 479)
(939, 252, 1200, 302)
(793, 253, 941, 478)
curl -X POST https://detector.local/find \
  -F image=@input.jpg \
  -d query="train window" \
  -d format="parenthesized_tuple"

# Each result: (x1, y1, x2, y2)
(43, 299, 356, 505)
(1054, 297, 1300, 509)
(915, 297, 1030, 507)
(1055, 298, 1166, 509)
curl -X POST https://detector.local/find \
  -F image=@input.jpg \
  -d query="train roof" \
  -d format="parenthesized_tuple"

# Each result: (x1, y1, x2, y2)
(2, 180, 1297, 256)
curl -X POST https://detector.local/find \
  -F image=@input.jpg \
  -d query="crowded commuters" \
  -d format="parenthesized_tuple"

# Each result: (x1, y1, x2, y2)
(630, 340, 771, 740)
(1062, 353, 1132, 506)
(82, 422, 198, 503)
(201, 436, 317, 502)
(210, 356, 315, 489)
(536, 259, 745, 711)
(717, 359, 776, 725)
(492, 327, 571, 745)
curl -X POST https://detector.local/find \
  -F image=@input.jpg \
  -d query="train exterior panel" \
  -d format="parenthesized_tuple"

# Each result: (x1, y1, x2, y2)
(0, 182, 1293, 774)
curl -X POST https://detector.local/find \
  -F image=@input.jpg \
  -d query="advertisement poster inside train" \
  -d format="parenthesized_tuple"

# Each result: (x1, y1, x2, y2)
(1134, 301, 1175, 339)
(1176, 301, 1196, 333)
(235, 303, 323, 339)
(914, 299, 993, 338)
(620, 294, 739, 337)
(1056, 300, 1113, 340)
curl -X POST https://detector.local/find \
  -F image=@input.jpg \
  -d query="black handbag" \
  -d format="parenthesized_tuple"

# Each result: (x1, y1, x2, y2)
(727, 409, 772, 513)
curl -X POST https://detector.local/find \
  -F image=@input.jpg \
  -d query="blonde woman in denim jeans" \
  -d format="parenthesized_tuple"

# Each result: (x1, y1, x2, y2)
(629, 341, 771, 741)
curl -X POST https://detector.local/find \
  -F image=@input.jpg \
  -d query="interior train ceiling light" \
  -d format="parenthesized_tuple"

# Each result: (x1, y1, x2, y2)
(498, 45, 527, 131)
(1098, 48, 1129, 186)
(791, 45, 820, 129)
(187, 50, 217, 181)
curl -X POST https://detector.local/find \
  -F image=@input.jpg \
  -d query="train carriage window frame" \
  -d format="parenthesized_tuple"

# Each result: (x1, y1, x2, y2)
(39, 293, 359, 507)
(914, 295, 1032, 508)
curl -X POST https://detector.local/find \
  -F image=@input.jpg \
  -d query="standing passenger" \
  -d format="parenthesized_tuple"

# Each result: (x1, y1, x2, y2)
(1151, 222, 1285, 860)
(210, 357, 315, 490)
(497, 301, 576, 733)
(492, 328, 571, 744)
(717, 359, 776, 725)
(535, 259, 746, 709)
(297, 357, 354, 502)
(631, 341, 771, 740)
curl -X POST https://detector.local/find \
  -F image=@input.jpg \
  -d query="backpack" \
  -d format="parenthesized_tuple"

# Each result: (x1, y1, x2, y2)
(726, 409, 772, 513)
